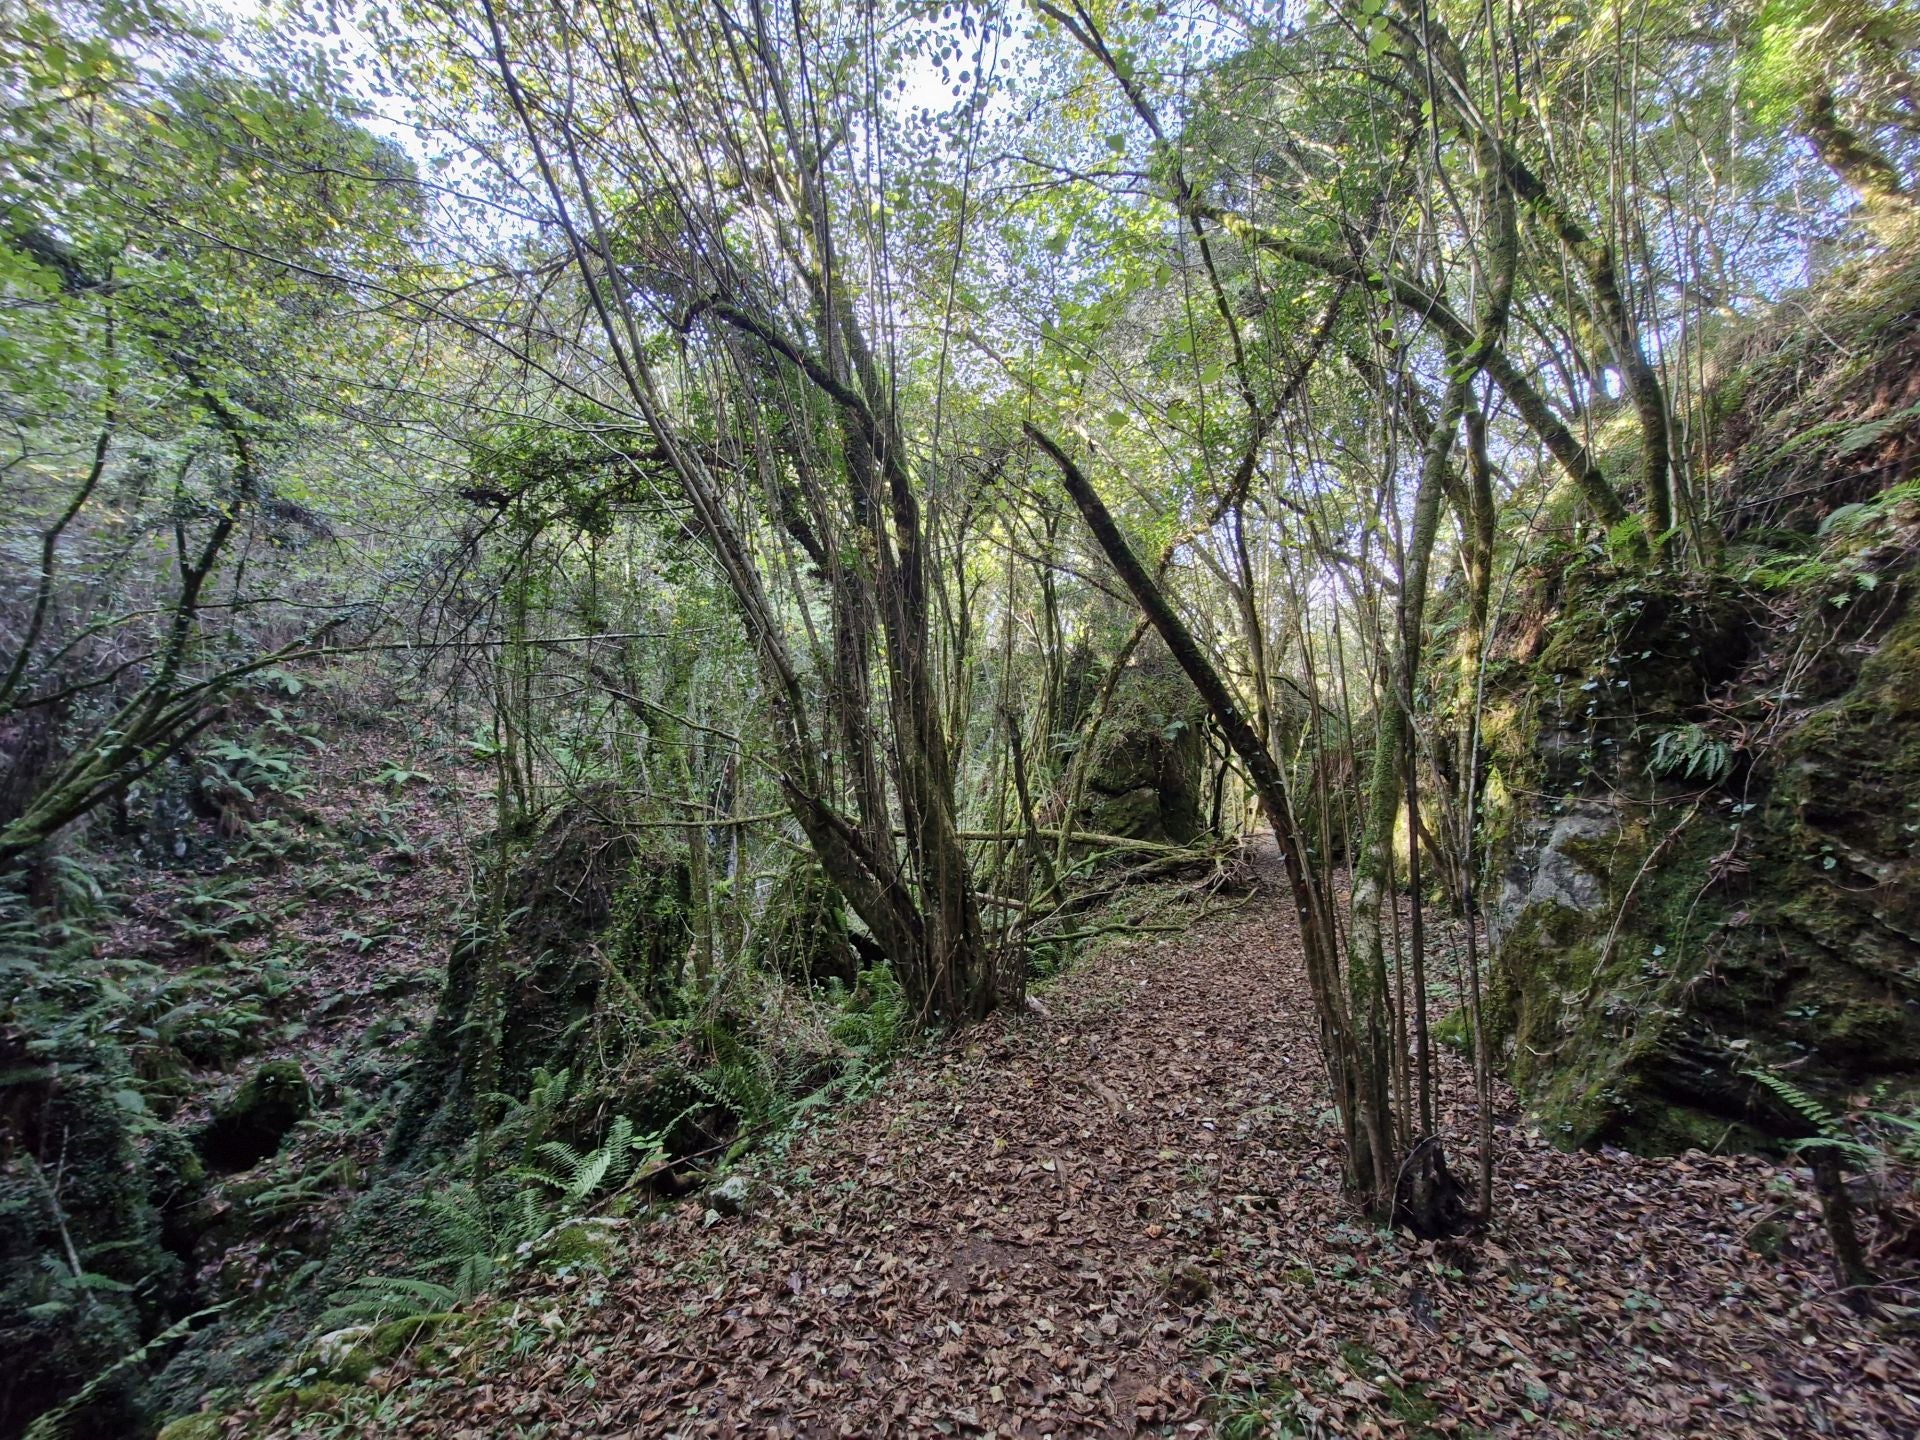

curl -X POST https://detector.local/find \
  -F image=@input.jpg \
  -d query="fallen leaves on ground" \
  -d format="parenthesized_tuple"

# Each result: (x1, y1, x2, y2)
(280, 838, 1916, 1438)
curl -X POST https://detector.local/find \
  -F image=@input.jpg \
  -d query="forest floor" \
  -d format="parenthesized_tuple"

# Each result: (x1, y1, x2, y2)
(299, 840, 1916, 1439)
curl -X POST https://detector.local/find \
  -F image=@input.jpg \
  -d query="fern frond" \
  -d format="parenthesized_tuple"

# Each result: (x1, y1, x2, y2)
(565, 1147, 614, 1205)
(317, 1275, 459, 1330)
(525, 1139, 588, 1192)
(1745, 1066, 1841, 1137)
(1788, 1134, 1879, 1165)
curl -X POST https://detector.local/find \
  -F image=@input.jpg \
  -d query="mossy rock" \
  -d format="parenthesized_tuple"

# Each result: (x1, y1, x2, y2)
(746, 856, 860, 988)
(1075, 641, 1210, 846)
(522, 1217, 625, 1269)
(320, 1313, 465, 1383)
(1487, 558, 1920, 1156)
(259, 1379, 355, 1422)
(389, 793, 692, 1162)
(144, 1123, 212, 1257)
(197, 1061, 311, 1173)
(1083, 786, 1168, 842)
(0, 1028, 177, 1437)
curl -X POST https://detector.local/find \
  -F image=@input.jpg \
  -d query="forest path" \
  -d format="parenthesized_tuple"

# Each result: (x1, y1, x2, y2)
(415, 839, 1914, 1439)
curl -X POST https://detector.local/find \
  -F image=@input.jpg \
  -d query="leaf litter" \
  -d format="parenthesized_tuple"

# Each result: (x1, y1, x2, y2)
(266, 839, 1916, 1438)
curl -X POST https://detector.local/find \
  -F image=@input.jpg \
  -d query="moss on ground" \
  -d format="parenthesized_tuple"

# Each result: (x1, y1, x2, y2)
(321, 1313, 464, 1383)
(155, 1413, 226, 1440)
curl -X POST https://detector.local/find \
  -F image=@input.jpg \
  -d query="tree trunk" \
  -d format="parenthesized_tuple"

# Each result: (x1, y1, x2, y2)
(1803, 88, 1914, 240)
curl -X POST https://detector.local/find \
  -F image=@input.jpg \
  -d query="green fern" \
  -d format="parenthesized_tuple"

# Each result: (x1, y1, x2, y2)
(515, 1114, 662, 1209)
(480, 1064, 575, 1166)
(829, 966, 908, 1065)
(1742, 1066, 1885, 1163)
(692, 1051, 778, 1130)
(316, 1276, 460, 1331)
(522, 1138, 611, 1206)
(1745, 1065, 1840, 1136)
(1647, 724, 1734, 783)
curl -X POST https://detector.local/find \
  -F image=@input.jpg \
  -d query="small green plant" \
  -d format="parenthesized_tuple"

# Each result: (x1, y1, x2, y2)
(322, 1075, 668, 1334)
(335, 925, 391, 955)
(1646, 723, 1734, 783)
(317, 1274, 462, 1330)
(250, 667, 307, 697)
(21, 1302, 231, 1440)
(307, 864, 379, 902)
(1739, 554, 1839, 592)
(1208, 1380, 1312, 1440)
(1818, 477, 1920, 538)
(371, 762, 433, 791)
(461, 730, 504, 760)
(43, 853, 106, 918)
(828, 965, 908, 1073)
(1745, 1067, 1920, 1296)
(204, 731, 315, 805)
(514, 1114, 667, 1211)
(233, 817, 316, 867)
(173, 877, 267, 956)
(1746, 1068, 1920, 1168)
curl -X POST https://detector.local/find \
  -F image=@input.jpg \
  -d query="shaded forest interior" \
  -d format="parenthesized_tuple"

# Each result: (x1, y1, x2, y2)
(3, 0, 1920, 1434)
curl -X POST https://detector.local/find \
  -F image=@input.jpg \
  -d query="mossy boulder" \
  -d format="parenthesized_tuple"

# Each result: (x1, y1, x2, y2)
(144, 1123, 211, 1259)
(518, 1215, 626, 1268)
(745, 856, 863, 988)
(316, 1312, 464, 1384)
(388, 794, 692, 1162)
(197, 1061, 311, 1173)
(1487, 563, 1920, 1154)
(1076, 642, 1211, 846)
(1433, 1007, 1472, 1053)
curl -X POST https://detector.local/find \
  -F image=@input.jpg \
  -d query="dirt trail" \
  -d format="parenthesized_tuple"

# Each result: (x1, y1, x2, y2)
(409, 841, 1915, 1439)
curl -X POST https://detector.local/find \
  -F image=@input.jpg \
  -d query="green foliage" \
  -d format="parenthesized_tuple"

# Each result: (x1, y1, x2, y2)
(22, 1303, 231, 1440)
(172, 876, 268, 959)
(370, 763, 432, 792)
(1738, 0, 1919, 129)
(685, 1040, 779, 1135)
(515, 1113, 665, 1211)
(5, 0, 1919, 1427)
(466, 401, 655, 538)
(604, 857, 696, 1014)
(321, 1071, 665, 1333)
(1819, 477, 1920, 538)
(1746, 1066, 1920, 1167)
(827, 966, 909, 1074)
(315, 1275, 462, 1331)
(1, 886, 181, 1438)
(1746, 1065, 1844, 1138)
(1645, 724, 1734, 783)
(203, 735, 315, 808)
